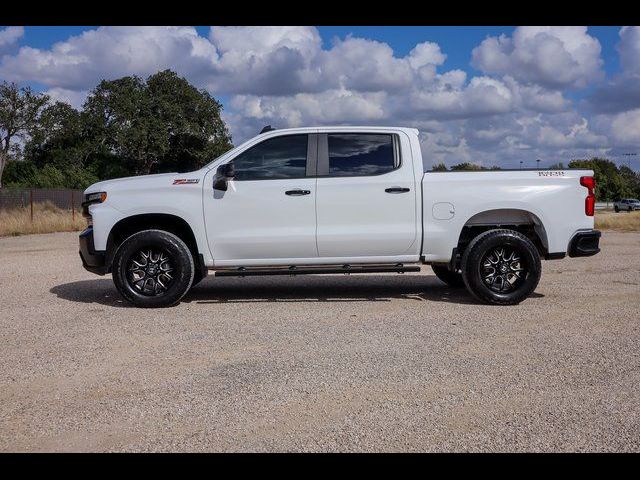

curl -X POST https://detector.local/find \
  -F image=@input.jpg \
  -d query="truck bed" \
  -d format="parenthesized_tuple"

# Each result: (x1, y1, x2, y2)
(420, 169, 595, 262)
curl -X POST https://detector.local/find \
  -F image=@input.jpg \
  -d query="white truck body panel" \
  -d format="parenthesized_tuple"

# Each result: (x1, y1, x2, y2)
(84, 126, 595, 269)
(421, 170, 594, 262)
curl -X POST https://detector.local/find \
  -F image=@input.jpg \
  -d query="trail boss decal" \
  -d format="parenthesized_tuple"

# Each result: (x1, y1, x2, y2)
(538, 171, 566, 177)
(173, 179, 200, 185)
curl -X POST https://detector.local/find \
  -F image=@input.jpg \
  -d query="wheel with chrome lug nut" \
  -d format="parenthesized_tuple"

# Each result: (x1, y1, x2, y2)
(112, 229, 194, 308)
(461, 229, 541, 305)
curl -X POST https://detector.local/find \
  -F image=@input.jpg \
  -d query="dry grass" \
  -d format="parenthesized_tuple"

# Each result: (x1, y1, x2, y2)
(0, 201, 87, 237)
(595, 210, 640, 232)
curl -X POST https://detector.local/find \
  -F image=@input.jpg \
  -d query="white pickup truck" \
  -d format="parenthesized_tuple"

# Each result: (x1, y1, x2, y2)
(79, 126, 601, 308)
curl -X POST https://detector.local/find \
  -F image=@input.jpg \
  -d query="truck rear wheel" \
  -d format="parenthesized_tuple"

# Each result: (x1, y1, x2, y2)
(461, 229, 541, 305)
(431, 264, 465, 288)
(112, 229, 194, 308)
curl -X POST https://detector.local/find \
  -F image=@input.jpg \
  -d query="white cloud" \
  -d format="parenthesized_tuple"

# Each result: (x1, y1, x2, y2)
(536, 120, 608, 149)
(472, 26, 603, 89)
(589, 27, 640, 114)
(0, 25, 630, 169)
(229, 89, 387, 128)
(0, 26, 218, 90)
(604, 109, 640, 145)
(319, 36, 414, 92)
(0, 26, 24, 50)
(45, 87, 88, 109)
(210, 26, 319, 57)
(618, 26, 640, 74)
(408, 41, 446, 69)
(204, 26, 324, 95)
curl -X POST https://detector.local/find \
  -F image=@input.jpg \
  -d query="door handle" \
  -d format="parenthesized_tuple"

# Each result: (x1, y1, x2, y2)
(385, 187, 410, 193)
(285, 189, 311, 196)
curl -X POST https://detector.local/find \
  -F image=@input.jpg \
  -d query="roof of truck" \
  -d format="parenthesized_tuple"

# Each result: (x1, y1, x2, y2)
(257, 126, 420, 136)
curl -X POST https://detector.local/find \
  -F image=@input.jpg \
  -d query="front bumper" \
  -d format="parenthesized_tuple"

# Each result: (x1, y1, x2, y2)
(568, 230, 601, 257)
(79, 226, 107, 275)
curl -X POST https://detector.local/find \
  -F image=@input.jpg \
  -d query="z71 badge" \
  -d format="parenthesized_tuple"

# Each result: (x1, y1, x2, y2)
(173, 179, 200, 185)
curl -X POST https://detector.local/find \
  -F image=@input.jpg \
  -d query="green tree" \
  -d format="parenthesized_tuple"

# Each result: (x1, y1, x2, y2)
(451, 162, 480, 171)
(25, 101, 88, 169)
(83, 70, 232, 176)
(0, 82, 50, 187)
(451, 162, 487, 171)
(619, 165, 640, 198)
(431, 162, 448, 171)
(146, 70, 232, 173)
(449, 162, 502, 171)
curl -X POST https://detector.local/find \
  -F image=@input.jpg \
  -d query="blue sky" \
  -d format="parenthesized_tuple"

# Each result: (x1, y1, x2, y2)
(1, 26, 639, 169)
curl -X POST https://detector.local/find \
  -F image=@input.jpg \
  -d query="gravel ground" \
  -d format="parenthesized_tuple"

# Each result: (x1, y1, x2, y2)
(1, 231, 639, 452)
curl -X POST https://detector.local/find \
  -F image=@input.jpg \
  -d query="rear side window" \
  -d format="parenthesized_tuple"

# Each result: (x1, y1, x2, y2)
(233, 134, 308, 181)
(327, 134, 397, 177)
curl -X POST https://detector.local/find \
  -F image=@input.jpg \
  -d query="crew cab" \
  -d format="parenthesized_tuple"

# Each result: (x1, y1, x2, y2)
(79, 126, 601, 307)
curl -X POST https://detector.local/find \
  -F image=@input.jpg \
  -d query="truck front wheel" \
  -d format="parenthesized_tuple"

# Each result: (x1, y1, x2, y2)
(461, 229, 541, 305)
(112, 229, 195, 308)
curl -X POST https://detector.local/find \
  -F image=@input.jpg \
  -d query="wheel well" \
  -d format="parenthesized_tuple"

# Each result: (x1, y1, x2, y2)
(451, 209, 549, 269)
(105, 214, 202, 274)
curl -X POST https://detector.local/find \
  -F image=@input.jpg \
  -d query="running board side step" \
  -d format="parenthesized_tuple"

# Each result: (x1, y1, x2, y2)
(213, 264, 421, 277)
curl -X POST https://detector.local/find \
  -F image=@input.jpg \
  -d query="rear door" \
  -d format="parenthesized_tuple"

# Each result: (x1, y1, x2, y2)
(315, 132, 418, 258)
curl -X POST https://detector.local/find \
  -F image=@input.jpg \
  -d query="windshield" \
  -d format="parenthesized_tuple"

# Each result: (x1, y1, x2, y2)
(203, 143, 244, 170)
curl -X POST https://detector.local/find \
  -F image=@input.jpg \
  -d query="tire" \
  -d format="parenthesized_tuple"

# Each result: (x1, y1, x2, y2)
(191, 269, 207, 288)
(431, 264, 465, 288)
(615, 206, 619, 212)
(461, 229, 541, 305)
(112, 229, 194, 308)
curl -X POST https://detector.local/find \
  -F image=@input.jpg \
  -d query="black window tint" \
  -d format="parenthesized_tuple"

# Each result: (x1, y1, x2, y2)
(328, 134, 395, 177)
(233, 135, 308, 181)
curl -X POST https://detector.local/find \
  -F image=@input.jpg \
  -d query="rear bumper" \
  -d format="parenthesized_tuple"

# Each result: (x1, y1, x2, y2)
(568, 230, 601, 258)
(79, 226, 107, 275)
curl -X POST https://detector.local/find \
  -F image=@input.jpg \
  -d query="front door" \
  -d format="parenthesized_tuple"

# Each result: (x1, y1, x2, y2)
(203, 134, 318, 266)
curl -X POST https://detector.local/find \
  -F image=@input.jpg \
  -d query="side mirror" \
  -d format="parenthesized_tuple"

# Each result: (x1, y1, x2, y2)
(213, 162, 235, 191)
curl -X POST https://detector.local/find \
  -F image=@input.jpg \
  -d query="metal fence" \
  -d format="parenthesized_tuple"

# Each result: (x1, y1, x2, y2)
(0, 188, 84, 217)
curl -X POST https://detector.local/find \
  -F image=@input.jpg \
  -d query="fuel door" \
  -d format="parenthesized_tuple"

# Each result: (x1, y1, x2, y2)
(432, 202, 455, 220)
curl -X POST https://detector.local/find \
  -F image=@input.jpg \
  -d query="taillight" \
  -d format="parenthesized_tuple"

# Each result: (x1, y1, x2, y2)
(580, 176, 595, 216)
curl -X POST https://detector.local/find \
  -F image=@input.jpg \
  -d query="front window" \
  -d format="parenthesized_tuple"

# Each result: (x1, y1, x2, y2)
(232, 134, 308, 181)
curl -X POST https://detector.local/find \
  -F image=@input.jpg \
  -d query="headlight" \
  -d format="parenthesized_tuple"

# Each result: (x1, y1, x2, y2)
(82, 192, 107, 218)
(85, 192, 107, 204)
